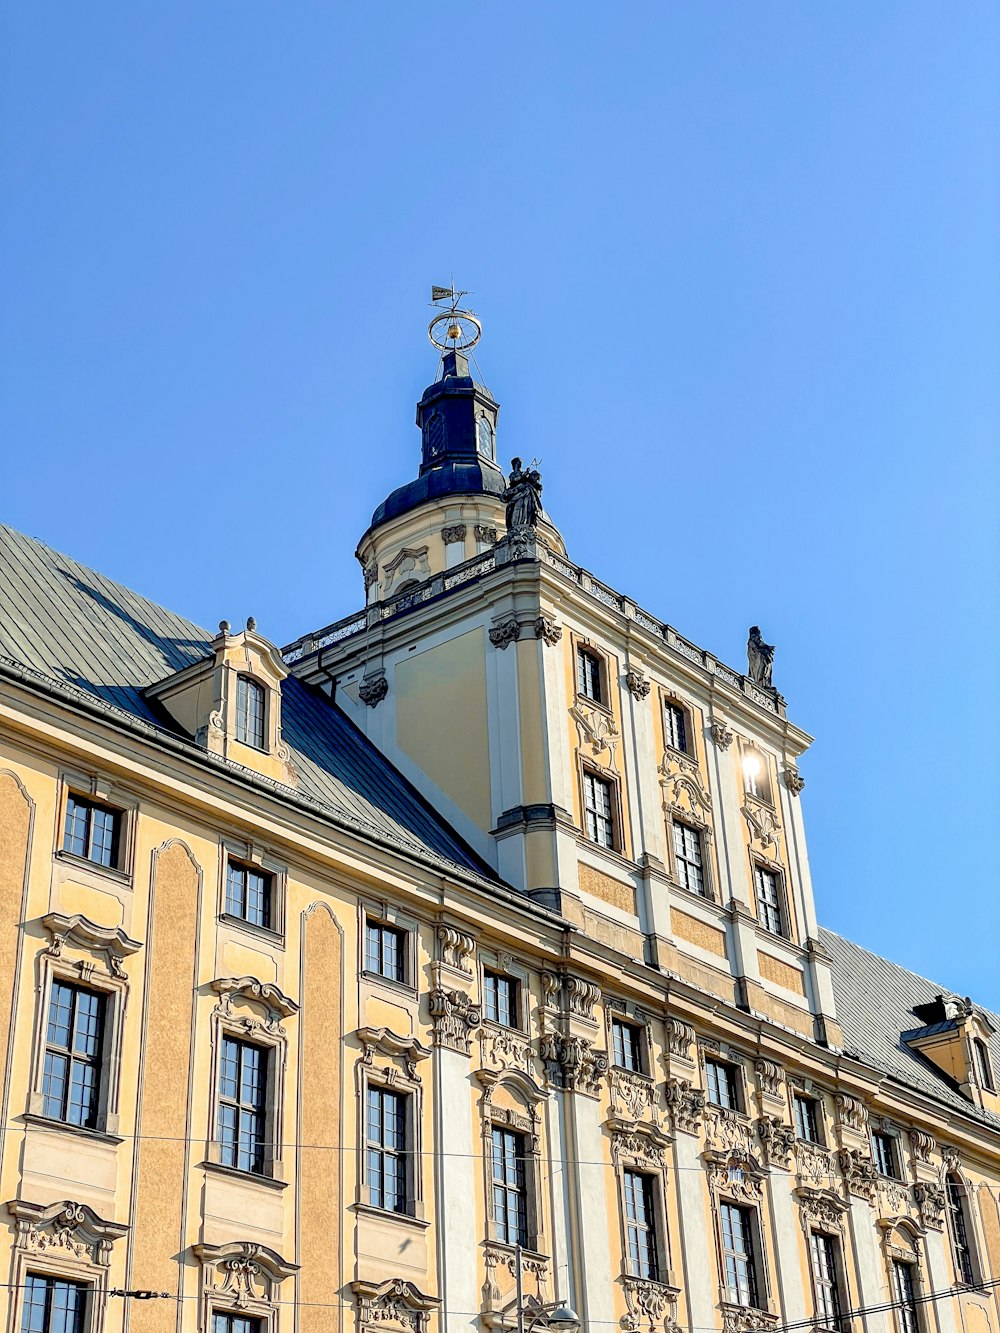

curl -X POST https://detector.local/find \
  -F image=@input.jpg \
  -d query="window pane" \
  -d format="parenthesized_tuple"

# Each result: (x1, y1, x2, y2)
(236, 676, 266, 749)
(665, 703, 687, 752)
(63, 797, 90, 858)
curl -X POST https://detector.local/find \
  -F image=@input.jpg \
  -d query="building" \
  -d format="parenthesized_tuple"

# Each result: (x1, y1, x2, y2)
(0, 313, 998, 1333)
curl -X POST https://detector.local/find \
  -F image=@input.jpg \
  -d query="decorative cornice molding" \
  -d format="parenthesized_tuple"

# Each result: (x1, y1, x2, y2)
(192, 1241, 299, 1283)
(211, 976, 299, 1020)
(41, 913, 142, 980)
(357, 1026, 431, 1079)
(7, 1199, 128, 1267)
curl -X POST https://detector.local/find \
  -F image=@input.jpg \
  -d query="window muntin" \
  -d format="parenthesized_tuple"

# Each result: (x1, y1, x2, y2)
(491, 1126, 528, 1247)
(63, 794, 120, 869)
(212, 1314, 262, 1333)
(365, 921, 406, 983)
(753, 866, 785, 936)
(577, 648, 603, 704)
(224, 861, 273, 930)
(623, 1170, 659, 1280)
(484, 971, 519, 1029)
(42, 980, 105, 1128)
(947, 1175, 975, 1285)
(583, 771, 615, 849)
(612, 1019, 644, 1074)
(794, 1095, 821, 1143)
(366, 1086, 408, 1214)
(706, 1058, 740, 1112)
(673, 822, 705, 895)
(235, 675, 266, 750)
(720, 1202, 760, 1308)
(872, 1132, 899, 1179)
(664, 701, 688, 753)
(892, 1260, 919, 1333)
(218, 1036, 268, 1174)
(20, 1275, 88, 1333)
(973, 1038, 995, 1092)
(810, 1233, 843, 1330)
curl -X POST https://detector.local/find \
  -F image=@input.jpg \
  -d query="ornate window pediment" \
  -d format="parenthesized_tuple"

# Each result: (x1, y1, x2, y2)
(211, 976, 298, 1034)
(42, 912, 142, 981)
(194, 1241, 298, 1332)
(357, 1026, 431, 1081)
(7, 1199, 127, 1267)
(351, 1277, 440, 1333)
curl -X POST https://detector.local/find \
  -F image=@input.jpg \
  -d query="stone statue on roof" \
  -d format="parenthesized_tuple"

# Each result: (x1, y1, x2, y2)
(504, 457, 543, 531)
(747, 625, 775, 688)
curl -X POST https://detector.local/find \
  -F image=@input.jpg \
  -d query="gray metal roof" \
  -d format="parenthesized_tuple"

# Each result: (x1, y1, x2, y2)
(0, 523, 496, 880)
(820, 927, 1000, 1129)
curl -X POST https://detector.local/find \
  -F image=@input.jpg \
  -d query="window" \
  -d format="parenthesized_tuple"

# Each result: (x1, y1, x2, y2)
(218, 1036, 268, 1174)
(42, 980, 105, 1128)
(62, 794, 120, 869)
(224, 861, 273, 930)
(20, 1275, 88, 1333)
(583, 770, 616, 849)
(891, 1260, 919, 1333)
(947, 1174, 975, 1285)
(753, 866, 785, 936)
(478, 415, 495, 460)
(623, 1170, 659, 1280)
(664, 701, 688, 753)
(577, 648, 603, 704)
(365, 921, 406, 984)
(492, 1126, 528, 1247)
(235, 675, 266, 749)
(794, 1095, 821, 1143)
(612, 1018, 645, 1074)
(743, 749, 772, 803)
(673, 822, 706, 895)
(366, 1086, 408, 1214)
(706, 1058, 741, 1111)
(484, 971, 519, 1029)
(872, 1131, 899, 1179)
(212, 1315, 261, 1333)
(810, 1233, 843, 1331)
(973, 1038, 995, 1092)
(720, 1202, 760, 1308)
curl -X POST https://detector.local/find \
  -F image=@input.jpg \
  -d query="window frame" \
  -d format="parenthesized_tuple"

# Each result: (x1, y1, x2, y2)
(622, 1169, 661, 1281)
(741, 745, 774, 806)
(891, 1258, 921, 1333)
(576, 645, 606, 706)
(662, 698, 690, 756)
(216, 1033, 270, 1176)
(19, 1272, 89, 1333)
(670, 818, 709, 898)
(872, 1131, 900, 1180)
(218, 843, 286, 943)
(581, 765, 620, 851)
(355, 1027, 428, 1223)
(482, 968, 523, 1032)
(479, 1068, 546, 1256)
(234, 674, 267, 751)
(705, 1057, 743, 1113)
(365, 1083, 412, 1216)
(752, 861, 788, 938)
(809, 1231, 845, 1332)
(54, 772, 136, 883)
(718, 1200, 765, 1311)
(946, 1173, 977, 1287)
(40, 979, 106, 1131)
(972, 1038, 995, 1093)
(793, 1093, 824, 1145)
(611, 1016, 647, 1075)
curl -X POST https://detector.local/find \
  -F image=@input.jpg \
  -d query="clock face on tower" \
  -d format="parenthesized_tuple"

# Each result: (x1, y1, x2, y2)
(477, 415, 495, 460)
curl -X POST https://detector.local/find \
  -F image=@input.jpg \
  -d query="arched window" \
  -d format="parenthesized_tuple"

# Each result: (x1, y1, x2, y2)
(235, 675, 266, 749)
(972, 1037, 995, 1092)
(577, 646, 604, 704)
(946, 1173, 976, 1285)
(664, 699, 689, 753)
(477, 414, 495, 460)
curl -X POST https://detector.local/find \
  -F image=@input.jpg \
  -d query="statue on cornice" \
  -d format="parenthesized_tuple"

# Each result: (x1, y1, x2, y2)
(747, 625, 775, 688)
(504, 457, 542, 531)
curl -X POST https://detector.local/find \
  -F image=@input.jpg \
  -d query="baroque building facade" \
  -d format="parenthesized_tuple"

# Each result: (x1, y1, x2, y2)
(0, 328, 998, 1333)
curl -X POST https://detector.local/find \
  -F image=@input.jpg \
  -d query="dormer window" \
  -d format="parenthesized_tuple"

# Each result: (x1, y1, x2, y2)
(236, 675, 266, 749)
(973, 1038, 994, 1092)
(577, 647, 604, 704)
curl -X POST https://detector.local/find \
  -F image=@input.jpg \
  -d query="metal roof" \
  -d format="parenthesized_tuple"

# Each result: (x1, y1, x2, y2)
(0, 523, 496, 881)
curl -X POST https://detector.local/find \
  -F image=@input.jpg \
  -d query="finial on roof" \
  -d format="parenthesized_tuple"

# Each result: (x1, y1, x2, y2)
(428, 283, 482, 356)
(246, 616, 257, 632)
(219, 620, 231, 635)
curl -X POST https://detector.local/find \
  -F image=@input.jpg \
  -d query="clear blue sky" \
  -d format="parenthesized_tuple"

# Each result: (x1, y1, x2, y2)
(3, 3, 998, 1006)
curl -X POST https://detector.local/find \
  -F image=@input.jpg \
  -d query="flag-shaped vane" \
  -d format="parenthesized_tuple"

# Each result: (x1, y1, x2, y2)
(431, 285, 455, 302)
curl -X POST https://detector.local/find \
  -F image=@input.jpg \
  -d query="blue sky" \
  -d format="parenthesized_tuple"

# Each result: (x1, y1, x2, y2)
(3, 3, 998, 1006)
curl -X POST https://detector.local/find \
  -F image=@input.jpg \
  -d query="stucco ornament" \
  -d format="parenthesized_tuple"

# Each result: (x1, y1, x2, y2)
(358, 672, 389, 708)
(783, 766, 805, 795)
(441, 524, 467, 545)
(620, 1276, 680, 1333)
(351, 1278, 440, 1333)
(835, 1092, 869, 1134)
(913, 1182, 947, 1230)
(540, 1033, 608, 1098)
(838, 1148, 879, 1203)
(665, 1077, 705, 1135)
(429, 987, 481, 1055)
(489, 617, 521, 650)
(534, 615, 563, 646)
(8, 1199, 128, 1267)
(665, 1018, 695, 1062)
(710, 718, 734, 749)
(625, 669, 651, 700)
(475, 524, 498, 545)
(571, 702, 620, 763)
(756, 1116, 796, 1169)
(437, 925, 476, 973)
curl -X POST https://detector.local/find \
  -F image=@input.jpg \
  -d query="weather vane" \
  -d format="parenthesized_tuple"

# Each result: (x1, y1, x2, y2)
(428, 282, 482, 353)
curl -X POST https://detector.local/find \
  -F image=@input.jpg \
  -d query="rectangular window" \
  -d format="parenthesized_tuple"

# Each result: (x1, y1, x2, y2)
(892, 1260, 919, 1333)
(872, 1132, 899, 1179)
(366, 1086, 408, 1213)
(63, 794, 121, 869)
(577, 648, 603, 704)
(754, 866, 785, 936)
(720, 1202, 760, 1308)
(623, 1170, 659, 1280)
(218, 1036, 268, 1175)
(947, 1177, 975, 1285)
(235, 675, 266, 749)
(664, 702, 688, 753)
(794, 1095, 821, 1143)
(492, 1126, 528, 1247)
(212, 1315, 262, 1333)
(706, 1058, 740, 1111)
(224, 861, 273, 930)
(20, 1275, 88, 1333)
(583, 771, 615, 849)
(365, 921, 406, 983)
(612, 1018, 644, 1074)
(42, 980, 105, 1128)
(484, 971, 519, 1029)
(811, 1233, 843, 1330)
(673, 822, 706, 895)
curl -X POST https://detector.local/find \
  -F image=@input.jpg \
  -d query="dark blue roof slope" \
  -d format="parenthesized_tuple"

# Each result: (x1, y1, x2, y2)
(0, 523, 494, 878)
